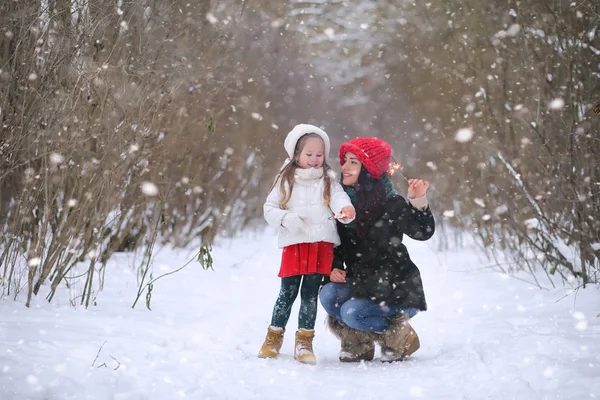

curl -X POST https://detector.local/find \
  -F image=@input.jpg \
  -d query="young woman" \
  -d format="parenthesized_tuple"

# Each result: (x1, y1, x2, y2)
(320, 137, 435, 362)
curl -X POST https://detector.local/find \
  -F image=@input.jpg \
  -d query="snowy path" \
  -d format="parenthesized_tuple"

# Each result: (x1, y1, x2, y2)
(1, 231, 599, 400)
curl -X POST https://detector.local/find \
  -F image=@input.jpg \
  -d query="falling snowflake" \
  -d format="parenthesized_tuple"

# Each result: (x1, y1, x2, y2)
(426, 161, 437, 171)
(543, 368, 554, 377)
(67, 199, 78, 208)
(506, 24, 521, 36)
(573, 311, 585, 320)
(494, 204, 508, 215)
(455, 128, 474, 143)
(28, 257, 41, 267)
(49, 153, 64, 165)
(206, 12, 218, 25)
(251, 112, 263, 121)
(443, 210, 455, 218)
(141, 182, 159, 196)
(549, 98, 565, 110)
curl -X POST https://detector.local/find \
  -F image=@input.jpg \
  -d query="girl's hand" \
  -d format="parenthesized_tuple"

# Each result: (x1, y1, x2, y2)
(408, 179, 430, 199)
(281, 213, 310, 234)
(340, 206, 355, 220)
(329, 268, 346, 283)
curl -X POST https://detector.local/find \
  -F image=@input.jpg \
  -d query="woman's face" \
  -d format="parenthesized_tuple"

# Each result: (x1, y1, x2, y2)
(341, 152, 361, 186)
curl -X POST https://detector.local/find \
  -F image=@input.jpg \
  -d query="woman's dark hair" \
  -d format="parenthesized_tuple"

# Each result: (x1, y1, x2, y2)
(350, 167, 388, 238)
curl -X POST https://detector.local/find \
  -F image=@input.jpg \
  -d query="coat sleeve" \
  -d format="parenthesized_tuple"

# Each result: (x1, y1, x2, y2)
(263, 180, 290, 228)
(329, 180, 354, 217)
(332, 236, 346, 271)
(322, 234, 346, 286)
(388, 195, 435, 241)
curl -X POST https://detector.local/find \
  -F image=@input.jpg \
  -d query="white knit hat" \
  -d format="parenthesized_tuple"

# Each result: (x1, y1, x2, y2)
(283, 124, 331, 160)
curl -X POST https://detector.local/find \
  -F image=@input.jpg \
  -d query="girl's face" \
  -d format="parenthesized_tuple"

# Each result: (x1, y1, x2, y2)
(296, 137, 325, 169)
(341, 152, 361, 186)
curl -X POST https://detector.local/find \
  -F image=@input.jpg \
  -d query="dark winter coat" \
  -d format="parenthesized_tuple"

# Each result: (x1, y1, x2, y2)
(332, 195, 435, 310)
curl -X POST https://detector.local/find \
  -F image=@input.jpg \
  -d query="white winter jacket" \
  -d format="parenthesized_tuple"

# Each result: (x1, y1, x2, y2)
(264, 167, 354, 248)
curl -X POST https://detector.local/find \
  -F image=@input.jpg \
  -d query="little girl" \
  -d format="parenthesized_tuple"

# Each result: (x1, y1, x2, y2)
(258, 124, 355, 365)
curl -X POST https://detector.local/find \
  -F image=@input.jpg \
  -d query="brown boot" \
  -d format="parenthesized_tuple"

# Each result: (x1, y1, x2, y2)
(379, 314, 420, 362)
(294, 329, 316, 365)
(258, 326, 285, 359)
(326, 315, 377, 362)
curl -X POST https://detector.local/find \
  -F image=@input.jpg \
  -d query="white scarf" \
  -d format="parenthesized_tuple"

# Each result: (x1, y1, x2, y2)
(294, 167, 324, 185)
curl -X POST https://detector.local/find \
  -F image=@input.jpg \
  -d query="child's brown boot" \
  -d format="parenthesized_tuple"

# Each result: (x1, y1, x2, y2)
(258, 326, 285, 359)
(294, 329, 316, 365)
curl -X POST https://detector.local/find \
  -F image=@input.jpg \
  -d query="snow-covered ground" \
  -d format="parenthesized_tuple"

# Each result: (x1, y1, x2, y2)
(1, 230, 599, 400)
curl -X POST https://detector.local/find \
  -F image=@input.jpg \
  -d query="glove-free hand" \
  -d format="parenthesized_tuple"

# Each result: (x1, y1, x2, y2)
(329, 268, 346, 283)
(281, 213, 310, 234)
(330, 206, 356, 224)
(408, 179, 430, 199)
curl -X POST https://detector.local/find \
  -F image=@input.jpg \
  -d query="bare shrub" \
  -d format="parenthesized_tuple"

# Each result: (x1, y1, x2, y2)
(384, 0, 600, 285)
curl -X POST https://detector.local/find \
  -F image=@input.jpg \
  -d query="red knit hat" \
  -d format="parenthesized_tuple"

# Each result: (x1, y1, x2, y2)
(339, 138, 392, 179)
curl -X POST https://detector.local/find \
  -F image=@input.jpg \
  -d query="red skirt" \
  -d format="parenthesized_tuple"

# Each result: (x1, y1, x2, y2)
(278, 241, 334, 278)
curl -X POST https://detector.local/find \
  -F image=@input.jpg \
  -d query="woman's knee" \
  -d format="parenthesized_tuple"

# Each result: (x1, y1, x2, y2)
(339, 299, 365, 326)
(403, 307, 419, 319)
(319, 283, 338, 311)
(320, 282, 352, 314)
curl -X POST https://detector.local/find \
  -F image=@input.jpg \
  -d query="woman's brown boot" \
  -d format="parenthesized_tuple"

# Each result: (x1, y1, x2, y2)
(379, 314, 420, 362)
(326, 315, 376, 362)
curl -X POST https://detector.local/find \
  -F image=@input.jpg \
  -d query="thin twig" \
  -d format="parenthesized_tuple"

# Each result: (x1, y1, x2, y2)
(110, 355, 121, 371)
(91, 341, 107, 367)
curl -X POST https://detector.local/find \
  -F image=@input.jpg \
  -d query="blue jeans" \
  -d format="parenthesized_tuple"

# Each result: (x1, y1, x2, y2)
(319, 282, 419, 333)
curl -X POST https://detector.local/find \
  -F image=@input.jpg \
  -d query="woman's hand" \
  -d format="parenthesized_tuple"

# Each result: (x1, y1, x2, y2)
(329, 268, 347, 283)
(330, 206, 356, 223)
(408, 179, 430, 199)
(340, 206, 356, 220)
